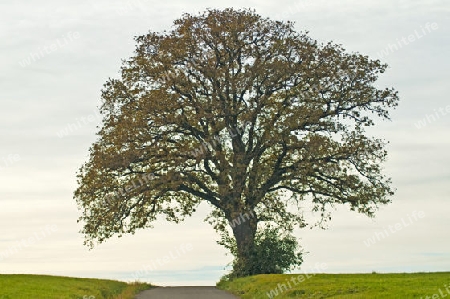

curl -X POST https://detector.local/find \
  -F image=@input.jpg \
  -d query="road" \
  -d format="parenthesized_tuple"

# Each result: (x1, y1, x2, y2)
(135, 286, 240, 299)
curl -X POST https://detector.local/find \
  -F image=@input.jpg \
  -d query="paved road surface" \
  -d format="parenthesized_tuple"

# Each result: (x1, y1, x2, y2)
(135, 286, 239, 299)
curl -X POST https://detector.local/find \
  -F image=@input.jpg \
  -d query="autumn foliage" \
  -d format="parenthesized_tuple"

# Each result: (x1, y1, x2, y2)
(74, 8, 398, 277)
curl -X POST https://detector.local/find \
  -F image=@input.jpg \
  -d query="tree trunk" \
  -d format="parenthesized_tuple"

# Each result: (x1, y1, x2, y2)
(229, 211, 258, 277)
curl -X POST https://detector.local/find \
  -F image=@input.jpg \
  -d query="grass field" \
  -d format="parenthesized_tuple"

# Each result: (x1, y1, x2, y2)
(217, 272, 450, 298)
(0, 275, 151, 299)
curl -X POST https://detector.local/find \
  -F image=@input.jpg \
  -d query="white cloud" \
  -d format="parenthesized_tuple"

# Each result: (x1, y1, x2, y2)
(0, 0, 449, 286)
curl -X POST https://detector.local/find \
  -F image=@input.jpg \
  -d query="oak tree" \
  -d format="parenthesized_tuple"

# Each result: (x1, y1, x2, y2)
(74, 8, 399, 277)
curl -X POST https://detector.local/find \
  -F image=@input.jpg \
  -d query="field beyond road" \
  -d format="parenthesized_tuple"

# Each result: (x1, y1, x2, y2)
(216, 272, 450, 298)
(0, 274, 151, 299)
(1, 272, 449, 298)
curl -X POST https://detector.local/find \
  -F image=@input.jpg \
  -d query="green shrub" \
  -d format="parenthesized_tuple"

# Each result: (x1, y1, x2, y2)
(221, 227, 304, 280)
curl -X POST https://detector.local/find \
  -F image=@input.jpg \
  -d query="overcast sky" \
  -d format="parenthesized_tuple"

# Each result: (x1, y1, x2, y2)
(0, 0, 449, 286)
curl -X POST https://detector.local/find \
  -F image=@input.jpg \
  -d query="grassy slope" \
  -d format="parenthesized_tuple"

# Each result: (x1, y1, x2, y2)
(217, 272, 450, 298)
(0, 275, 151, 299)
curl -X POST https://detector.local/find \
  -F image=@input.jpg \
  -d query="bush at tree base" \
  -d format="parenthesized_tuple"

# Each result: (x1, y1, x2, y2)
(220, 227, 304, 279)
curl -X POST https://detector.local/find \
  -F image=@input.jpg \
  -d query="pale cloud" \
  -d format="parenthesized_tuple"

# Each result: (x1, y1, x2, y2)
(0, 0, 448, 286)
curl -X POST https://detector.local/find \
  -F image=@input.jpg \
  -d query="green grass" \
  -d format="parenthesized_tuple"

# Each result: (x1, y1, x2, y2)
(217, 272, 450, 298)
(0, 275, 152, 299)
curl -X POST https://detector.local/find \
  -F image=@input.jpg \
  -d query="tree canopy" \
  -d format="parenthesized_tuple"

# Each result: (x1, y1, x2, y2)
(74, 8, 398, 277)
